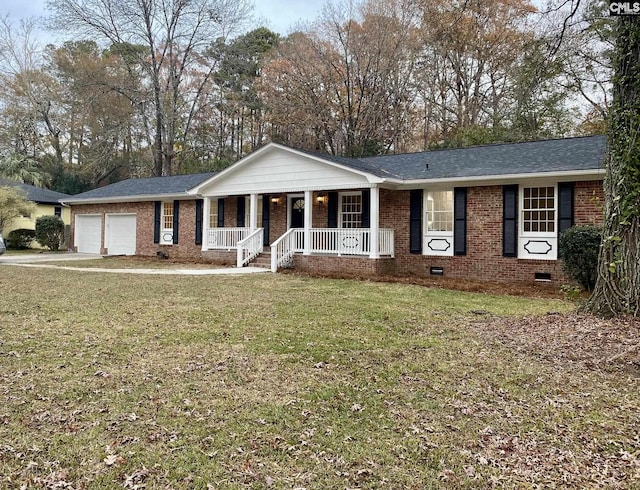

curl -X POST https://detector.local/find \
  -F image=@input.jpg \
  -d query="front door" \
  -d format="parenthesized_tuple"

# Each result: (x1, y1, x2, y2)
(290, 197, 305, 228)
(290, 196, 305, 251)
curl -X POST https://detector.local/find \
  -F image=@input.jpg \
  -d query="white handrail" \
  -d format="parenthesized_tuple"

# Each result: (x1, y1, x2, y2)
(236, 228, 264, 267)
(270, 228, 297, 272)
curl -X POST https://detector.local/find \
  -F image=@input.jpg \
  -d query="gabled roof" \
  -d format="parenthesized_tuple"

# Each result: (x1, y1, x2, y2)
(352, 135, 606, 180)
(0, 179, 71, 204)
(63, 172, 216, 204)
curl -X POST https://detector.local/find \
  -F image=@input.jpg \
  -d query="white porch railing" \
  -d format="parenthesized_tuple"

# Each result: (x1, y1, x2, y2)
(378, 229, 395, 257)
(270, 228, 298, 272)
(237, 228, 264, 267)
(294, 228, 394, 257)
(270, 228, 395, 272)
(206, 227, 250, 250)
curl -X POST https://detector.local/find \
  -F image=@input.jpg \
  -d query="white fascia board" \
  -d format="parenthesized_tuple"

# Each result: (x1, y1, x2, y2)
(200, 182, 384, 198)
(391, 169, 605, 189)
(187, 143, 384, 196)
(61, 193, 193, 205)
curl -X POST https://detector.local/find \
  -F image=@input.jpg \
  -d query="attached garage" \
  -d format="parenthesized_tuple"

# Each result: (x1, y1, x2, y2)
(105, 214, 137, 255)
(75, 215, 102, 254)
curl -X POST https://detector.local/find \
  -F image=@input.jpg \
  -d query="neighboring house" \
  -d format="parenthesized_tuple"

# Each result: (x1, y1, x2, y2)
(64, 136, 605, 284)
(0, 179, 71, 247)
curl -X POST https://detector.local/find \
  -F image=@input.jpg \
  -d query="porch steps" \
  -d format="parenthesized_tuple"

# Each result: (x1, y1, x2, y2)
(249, 251, 272, 269)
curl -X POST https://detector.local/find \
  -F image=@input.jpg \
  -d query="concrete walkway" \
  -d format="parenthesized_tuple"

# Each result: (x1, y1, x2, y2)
(0, 252, 270, 275)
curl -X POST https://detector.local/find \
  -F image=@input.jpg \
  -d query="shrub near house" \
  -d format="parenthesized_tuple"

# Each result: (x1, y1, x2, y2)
(35, 216, 65, 251)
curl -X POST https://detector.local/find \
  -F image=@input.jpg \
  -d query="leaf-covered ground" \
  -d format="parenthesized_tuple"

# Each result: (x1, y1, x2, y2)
(0, 265, 638, 489)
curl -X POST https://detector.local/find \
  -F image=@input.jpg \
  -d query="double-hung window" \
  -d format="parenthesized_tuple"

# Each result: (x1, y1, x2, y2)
(423, 190, 454, 256)
(519, 185, 557, 259)
(161, 202, 174, 245)
(339, 192, 362, 228)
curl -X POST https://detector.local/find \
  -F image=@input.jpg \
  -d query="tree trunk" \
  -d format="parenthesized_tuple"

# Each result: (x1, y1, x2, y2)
(583, 16, 640, 317)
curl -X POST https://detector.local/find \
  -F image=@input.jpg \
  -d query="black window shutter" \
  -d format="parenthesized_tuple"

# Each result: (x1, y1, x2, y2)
(262, 195, 270, 245)
(172, 200, 180, 244)
(328, 192, 338, 228)
(503, 185, 518, 257)
(454, 187, 467, 256)
(361, 190, 370, 228)
(217, 198, 225, 227)
(195, 199, 203, 246)
(237, 196, 245, 227)
(409, 189, 423, 254)
(558, 182, 574, 234)
(153, 201, 161, 244)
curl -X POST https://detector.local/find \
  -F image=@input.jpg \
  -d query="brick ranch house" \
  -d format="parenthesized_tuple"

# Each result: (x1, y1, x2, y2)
(62, 135, 605, 284)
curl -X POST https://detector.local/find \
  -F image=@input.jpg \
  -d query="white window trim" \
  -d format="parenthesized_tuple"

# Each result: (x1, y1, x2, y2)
(519, 184, 558, 237)
(160, 201, 174, 245)
(422, 189, 454, 257)
(518, 183, 558, 260)
(338, 191, 362, 229)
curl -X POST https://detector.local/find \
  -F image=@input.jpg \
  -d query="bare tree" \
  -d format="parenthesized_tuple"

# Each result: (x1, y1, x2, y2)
(260, 0, 422, 156)
(47, 0, 252, 176)
(0, 16, 64, 175)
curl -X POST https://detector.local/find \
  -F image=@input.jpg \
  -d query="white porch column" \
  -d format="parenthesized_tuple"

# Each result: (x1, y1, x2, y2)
(369, 186, 380, 259)
(201, 197, 211, 251)
(303, 189, 313, 255)
(249, 193, 258, 231)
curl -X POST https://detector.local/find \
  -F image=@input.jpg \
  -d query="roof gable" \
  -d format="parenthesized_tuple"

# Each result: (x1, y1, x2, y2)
(191, 144, 381, 196)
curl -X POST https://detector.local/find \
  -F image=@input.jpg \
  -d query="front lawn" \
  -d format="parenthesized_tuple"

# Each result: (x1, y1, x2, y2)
(0, 267, 637, 488)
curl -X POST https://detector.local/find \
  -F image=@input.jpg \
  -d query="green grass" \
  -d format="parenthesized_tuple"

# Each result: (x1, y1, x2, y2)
(35, 256, 228, 269)
(0, 267, 637, 488)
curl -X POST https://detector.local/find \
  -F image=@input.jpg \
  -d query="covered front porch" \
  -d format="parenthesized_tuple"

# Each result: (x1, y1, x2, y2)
(199, 189, 395, 271)
(188, 143, 397, 272)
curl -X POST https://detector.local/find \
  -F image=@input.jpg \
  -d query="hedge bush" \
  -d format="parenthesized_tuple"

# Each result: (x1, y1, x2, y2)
(35, 215, 65, 251)
(558, 225, 602, 291)
(6, 228, 35, 249)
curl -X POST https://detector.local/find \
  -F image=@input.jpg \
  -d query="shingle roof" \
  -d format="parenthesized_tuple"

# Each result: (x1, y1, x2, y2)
(0, 179, 71, 204)
(336, 135, 606, 180)
(63, 136, 607, 203)
(64, 172, 217, 202)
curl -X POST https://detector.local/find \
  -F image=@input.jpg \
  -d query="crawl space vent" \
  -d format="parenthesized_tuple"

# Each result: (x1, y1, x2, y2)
(534, 272, 552, 282)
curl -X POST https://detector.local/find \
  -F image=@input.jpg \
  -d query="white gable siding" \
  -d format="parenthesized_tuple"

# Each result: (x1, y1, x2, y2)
(198, 149, 372, 196)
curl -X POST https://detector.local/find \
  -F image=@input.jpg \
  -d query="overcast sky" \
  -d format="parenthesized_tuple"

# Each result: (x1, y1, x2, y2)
(2, 0, 327, 43)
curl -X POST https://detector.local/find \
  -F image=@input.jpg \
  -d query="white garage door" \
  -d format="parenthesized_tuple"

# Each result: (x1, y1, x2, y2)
(105, 214, 136, 256)
(75, 215, 102, 254)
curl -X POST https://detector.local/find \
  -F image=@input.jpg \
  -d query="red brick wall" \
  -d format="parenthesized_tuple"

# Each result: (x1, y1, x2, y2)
(574, 181, 604, 225)
(382, 181, 604, 285)
(294, 254, 396, 276)
(71, 181, 604, 285)
(71, 200, 203, 259)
